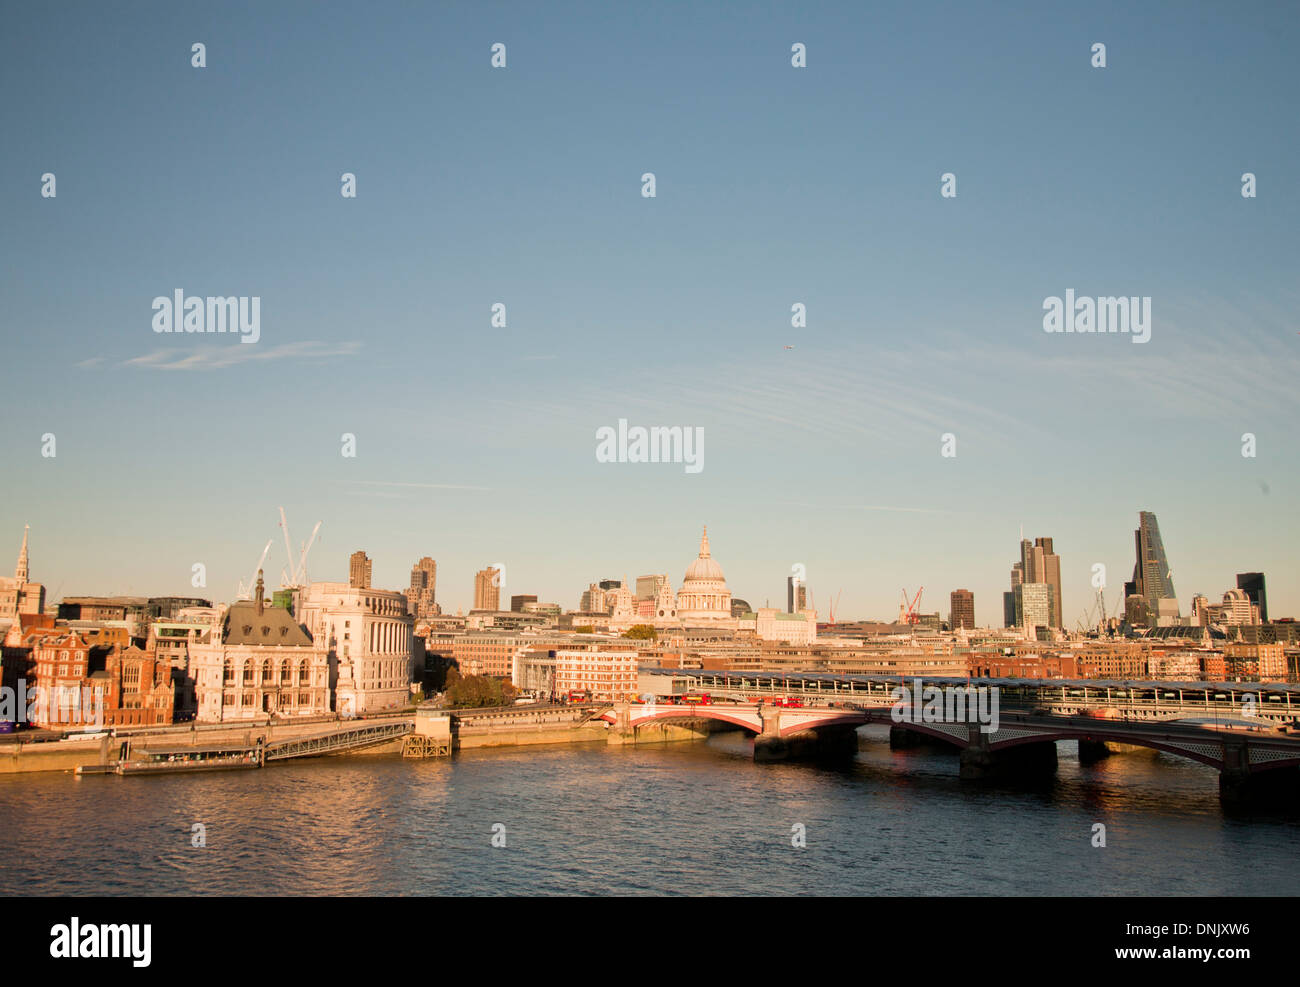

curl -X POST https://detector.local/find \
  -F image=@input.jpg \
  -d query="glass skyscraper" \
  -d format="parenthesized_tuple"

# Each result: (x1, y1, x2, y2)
(1236, 572, 1268, 623)
(1131, 511, 1178, 621)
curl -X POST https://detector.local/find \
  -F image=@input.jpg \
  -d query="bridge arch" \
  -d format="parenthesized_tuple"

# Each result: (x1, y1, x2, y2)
(884, 718, 1300, 775)
(602, 706, 764, 734)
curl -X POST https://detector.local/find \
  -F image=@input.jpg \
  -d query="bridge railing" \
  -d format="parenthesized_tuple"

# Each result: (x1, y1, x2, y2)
(264, 721, 413, 760)
(645, 680, 1300, 724)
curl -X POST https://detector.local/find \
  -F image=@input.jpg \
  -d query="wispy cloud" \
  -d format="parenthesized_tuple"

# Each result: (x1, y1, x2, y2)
(343, 480, 494, 492)
(775, 499, 972, 515)
(118, 341, 360, 371)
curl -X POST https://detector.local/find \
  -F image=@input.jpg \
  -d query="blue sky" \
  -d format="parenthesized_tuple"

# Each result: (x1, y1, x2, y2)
(2, 0, 1297, 622)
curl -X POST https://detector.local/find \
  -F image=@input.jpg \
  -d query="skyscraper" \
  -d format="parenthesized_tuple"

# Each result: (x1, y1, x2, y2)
(406, 557, 438, 618)
(1014, 582, 1053, 634)
(635, 575, 667, 601)
(474, 567, 501, 611)
(1131, 511, 1178, 623)
(1237, 573, 1268, 624)
(349, 551, 372, 590)
(1006, 533, 1061, 629)
(786, 575, 807, 613)
(950, 589, 975, 630)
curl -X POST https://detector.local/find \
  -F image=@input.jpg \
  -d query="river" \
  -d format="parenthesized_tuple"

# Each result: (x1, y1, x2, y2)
(2, 726, 1297, 895)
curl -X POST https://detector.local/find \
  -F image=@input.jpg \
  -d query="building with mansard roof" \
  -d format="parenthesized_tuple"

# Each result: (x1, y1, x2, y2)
(188, 574, 331, 722)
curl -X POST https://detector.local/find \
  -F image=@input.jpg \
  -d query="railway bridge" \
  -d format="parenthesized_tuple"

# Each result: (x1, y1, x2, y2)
(623, 668, 1300, 803)
(599, 700, 866, 761)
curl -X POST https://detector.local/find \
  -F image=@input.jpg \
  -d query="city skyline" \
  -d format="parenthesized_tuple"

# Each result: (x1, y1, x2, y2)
(5, 507, 1291, 625)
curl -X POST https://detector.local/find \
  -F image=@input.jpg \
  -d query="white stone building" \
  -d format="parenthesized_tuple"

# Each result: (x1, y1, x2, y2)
(298, 581, 415, 716)
(189, 581, 330, 722)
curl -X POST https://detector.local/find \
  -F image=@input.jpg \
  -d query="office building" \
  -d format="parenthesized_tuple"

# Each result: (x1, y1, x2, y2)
(1014, 582, 1054, 634)
(349, 551, 372, 590)
(474, 567, 501, 611)
(1237, 573, 1268, 624)
(950, 589, 975, 630)
(787, 576, 807, 614)
(298, 579, 415, 716)
(1004, 533, 1060, 629)
(406, 557, 438, 618)
(636, 575, 667, 601)
(1130, 511, 1179, 623)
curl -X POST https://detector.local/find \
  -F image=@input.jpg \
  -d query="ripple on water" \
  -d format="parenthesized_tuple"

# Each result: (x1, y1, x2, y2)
(2, 732, 1299, 895)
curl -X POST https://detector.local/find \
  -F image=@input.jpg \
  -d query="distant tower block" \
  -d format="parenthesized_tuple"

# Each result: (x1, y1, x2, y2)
(349, 551, 373, 590)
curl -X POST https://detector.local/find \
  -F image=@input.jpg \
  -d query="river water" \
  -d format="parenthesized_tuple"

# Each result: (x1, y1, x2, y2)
(3, 727, 1297, 896)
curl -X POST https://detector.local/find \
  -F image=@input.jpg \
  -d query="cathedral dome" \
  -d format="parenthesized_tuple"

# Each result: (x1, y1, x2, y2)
(677, 527, 732, 621)
(683, 527, 725, 583)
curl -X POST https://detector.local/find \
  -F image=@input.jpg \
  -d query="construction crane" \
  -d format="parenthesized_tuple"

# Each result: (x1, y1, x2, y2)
(900, 587, 924, 625)
(827, 589, 843, 623)
(278, 507, 322, 588)
(237, 540, 273, 600)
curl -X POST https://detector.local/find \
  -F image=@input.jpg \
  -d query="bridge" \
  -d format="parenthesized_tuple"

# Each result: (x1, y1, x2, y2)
(263, 719, 413, 761)
(599, 700, 865, 760)
(619, 669, 1300, 803)
(641, 667, 1300, 724)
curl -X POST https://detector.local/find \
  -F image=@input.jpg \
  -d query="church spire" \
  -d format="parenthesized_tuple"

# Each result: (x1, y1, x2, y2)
(699, 525, 710, 558)
(15, 524, 29, 583)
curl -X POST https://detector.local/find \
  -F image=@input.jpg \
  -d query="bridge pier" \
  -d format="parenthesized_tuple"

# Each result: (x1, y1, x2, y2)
(605, 703, 633, 745)
(1220, 767, 1300, 808)
(959, 729, 1057, 783)
(1219, 740, 1300, 808)
(1077, 739, 1112, 764)
(754, 708, 858, 762)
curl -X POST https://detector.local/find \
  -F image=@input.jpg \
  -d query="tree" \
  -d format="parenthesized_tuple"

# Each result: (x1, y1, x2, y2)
(622, 624, 657, 640)
(444, 674, 510, 709)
